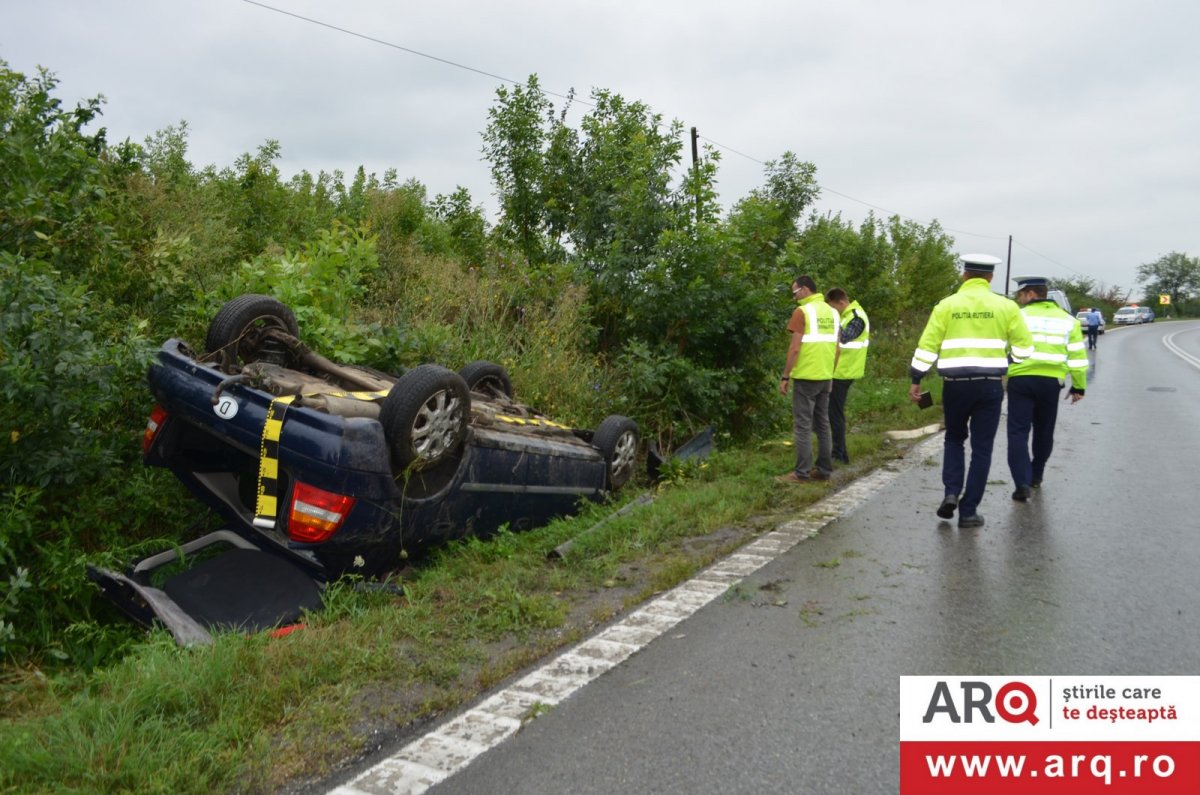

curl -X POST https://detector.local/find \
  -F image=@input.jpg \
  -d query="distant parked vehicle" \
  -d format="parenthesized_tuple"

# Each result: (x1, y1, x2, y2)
(1075, 309, 1106, 334)
(1113, 306, 1154, 325)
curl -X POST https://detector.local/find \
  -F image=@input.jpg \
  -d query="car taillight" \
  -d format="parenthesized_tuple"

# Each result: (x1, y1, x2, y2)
(143, 405, 168, 455)
(287, 481, 355, 543)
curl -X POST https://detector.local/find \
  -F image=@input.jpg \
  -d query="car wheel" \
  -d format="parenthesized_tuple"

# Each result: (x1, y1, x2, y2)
(458, 360, 513, 399)
(380, 365, 471, 471)
(205, 294, 299, 367)
(592, 415, 639, 491)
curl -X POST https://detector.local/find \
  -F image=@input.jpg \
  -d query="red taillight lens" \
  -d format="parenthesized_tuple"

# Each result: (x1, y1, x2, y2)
(143, 405, 168, 455)
(287, 481, 355, 543)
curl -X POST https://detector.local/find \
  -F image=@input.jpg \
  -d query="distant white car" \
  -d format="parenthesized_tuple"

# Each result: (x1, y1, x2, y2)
(1076, 310, 1106, 334)
(1113, 306, 1154, 325)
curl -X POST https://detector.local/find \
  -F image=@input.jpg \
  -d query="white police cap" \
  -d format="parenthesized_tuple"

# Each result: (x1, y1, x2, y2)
(1012, 275, 1049, 289)
(959, 253, 1002, 272)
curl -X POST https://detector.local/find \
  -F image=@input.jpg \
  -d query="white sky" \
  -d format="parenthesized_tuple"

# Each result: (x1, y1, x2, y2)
(5, 0, 1198, 295)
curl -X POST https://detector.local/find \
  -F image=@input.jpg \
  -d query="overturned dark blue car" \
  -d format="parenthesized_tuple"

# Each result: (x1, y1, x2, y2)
(89, 295, 638, 643)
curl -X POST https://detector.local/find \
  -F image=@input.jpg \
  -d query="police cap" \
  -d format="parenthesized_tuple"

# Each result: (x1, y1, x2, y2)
(1012, 275, 1049, 290)
(959, 253, 1002, 272)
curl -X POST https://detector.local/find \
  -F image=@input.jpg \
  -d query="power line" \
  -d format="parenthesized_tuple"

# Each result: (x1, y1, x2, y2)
(1012, 240, 1094, 281)
(242, 0, 582, 105)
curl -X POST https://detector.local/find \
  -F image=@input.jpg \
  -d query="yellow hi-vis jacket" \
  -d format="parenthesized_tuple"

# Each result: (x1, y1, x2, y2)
(1008, 299, 1088, 391)
(910, 279, 1035, 382)
(833, 300, 869, 380)
(790, 293, 840, 381)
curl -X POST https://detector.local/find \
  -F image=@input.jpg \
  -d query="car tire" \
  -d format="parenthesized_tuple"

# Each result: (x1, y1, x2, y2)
(380, 365, 471, 471)
(592, 415, 639, 491)
(458, 360, 513, 399)
(205, 294, 300, 366)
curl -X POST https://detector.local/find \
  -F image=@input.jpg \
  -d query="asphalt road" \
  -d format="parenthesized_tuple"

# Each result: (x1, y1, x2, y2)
(356, 320, 1200, 795)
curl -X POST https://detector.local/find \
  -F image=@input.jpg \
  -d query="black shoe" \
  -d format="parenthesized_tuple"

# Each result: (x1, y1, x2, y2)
(958, 513, 985, 529)
(1012, 485, 1033, 502)
(1031, 478, 1042, 488)
(936, 494, 958, 519)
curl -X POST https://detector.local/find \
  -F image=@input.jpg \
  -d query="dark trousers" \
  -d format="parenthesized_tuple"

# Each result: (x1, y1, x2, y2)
(1086, 326, 1099, 349)
(829, 378, 854, 463)
(1006, 375, 1061, 488)
(941, 379, 1004, 517)
(791, 379, 833, 476)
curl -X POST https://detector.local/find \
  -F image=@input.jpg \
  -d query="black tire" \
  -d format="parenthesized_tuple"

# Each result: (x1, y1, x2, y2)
(380, 365, 471, 471)
(205, 294, 299, 365)
(458, 360, 513, 399)
(592, 415, 639, 491)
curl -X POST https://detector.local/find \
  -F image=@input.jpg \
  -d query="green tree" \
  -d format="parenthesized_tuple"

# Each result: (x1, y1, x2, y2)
(569, 90, 682, 261)
(482, 75, 561, 265)
(888, 217, 958, 312)
(1137, 251, 1200, 315)
(784, 212, 907, 323)
(725, 151, 819, 267)
(0, 61, 127, 276)
(431, 186, 489, 265)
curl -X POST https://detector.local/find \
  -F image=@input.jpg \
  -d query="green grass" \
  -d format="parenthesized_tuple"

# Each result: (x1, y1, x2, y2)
(0, 376, 938, 794)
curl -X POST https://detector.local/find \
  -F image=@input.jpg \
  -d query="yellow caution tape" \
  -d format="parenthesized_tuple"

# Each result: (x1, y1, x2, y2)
(494, 413, 570, 430)
(253, 394, 296, 529)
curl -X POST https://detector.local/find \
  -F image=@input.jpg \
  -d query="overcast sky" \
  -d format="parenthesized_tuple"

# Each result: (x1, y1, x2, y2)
(5, 0, 1198, 295)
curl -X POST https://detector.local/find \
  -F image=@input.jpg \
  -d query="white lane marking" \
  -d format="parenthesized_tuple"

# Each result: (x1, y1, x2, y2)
(1162, 327, 1200, 371)
(329, 434, 943, 795)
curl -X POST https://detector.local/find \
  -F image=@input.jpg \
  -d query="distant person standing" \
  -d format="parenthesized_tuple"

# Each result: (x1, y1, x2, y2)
(777, 276, 840, 483)
(824, 288, 869, 465)
(908, 254, 1034, 528)
(1085, 307, 1102, 350)
(1007, 277, 1088, 500)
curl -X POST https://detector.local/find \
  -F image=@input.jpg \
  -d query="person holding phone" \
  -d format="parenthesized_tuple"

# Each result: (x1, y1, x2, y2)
(908, 254, 1034, 528)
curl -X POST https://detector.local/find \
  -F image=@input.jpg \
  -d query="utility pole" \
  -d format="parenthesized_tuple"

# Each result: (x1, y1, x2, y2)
(1005, 235, 1013, 296)
(690, 126, 701, 222)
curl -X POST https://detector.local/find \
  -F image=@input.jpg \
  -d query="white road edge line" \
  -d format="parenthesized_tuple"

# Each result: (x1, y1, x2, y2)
(1162, 327, 1200, 371)
(329, 433, 944, 795)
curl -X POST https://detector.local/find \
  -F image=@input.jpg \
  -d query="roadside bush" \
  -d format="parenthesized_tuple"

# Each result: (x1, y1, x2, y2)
(173, 222, 386, 362)
(0, 254, 178, 662)
(361, 247, 613, 427)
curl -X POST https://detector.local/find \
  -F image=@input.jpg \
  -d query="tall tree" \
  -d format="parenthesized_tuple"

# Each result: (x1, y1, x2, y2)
(482, 75, 560, 265)
(725, 151, 819, 267)
(1136, 251, 1200, 311)
(0, 61, 120, 273)
(887, 217, 958, 313)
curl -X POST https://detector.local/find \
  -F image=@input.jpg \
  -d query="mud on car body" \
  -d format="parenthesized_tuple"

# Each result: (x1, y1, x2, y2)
(89, 295, 638, 643)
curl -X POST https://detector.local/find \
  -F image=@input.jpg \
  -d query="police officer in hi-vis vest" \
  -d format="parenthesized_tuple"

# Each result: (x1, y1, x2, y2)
(909, 254, 1035, 528)
(1006, 275, 1087, 501)
(825, 288, 869, 465)
(777, 275, 841, 483)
